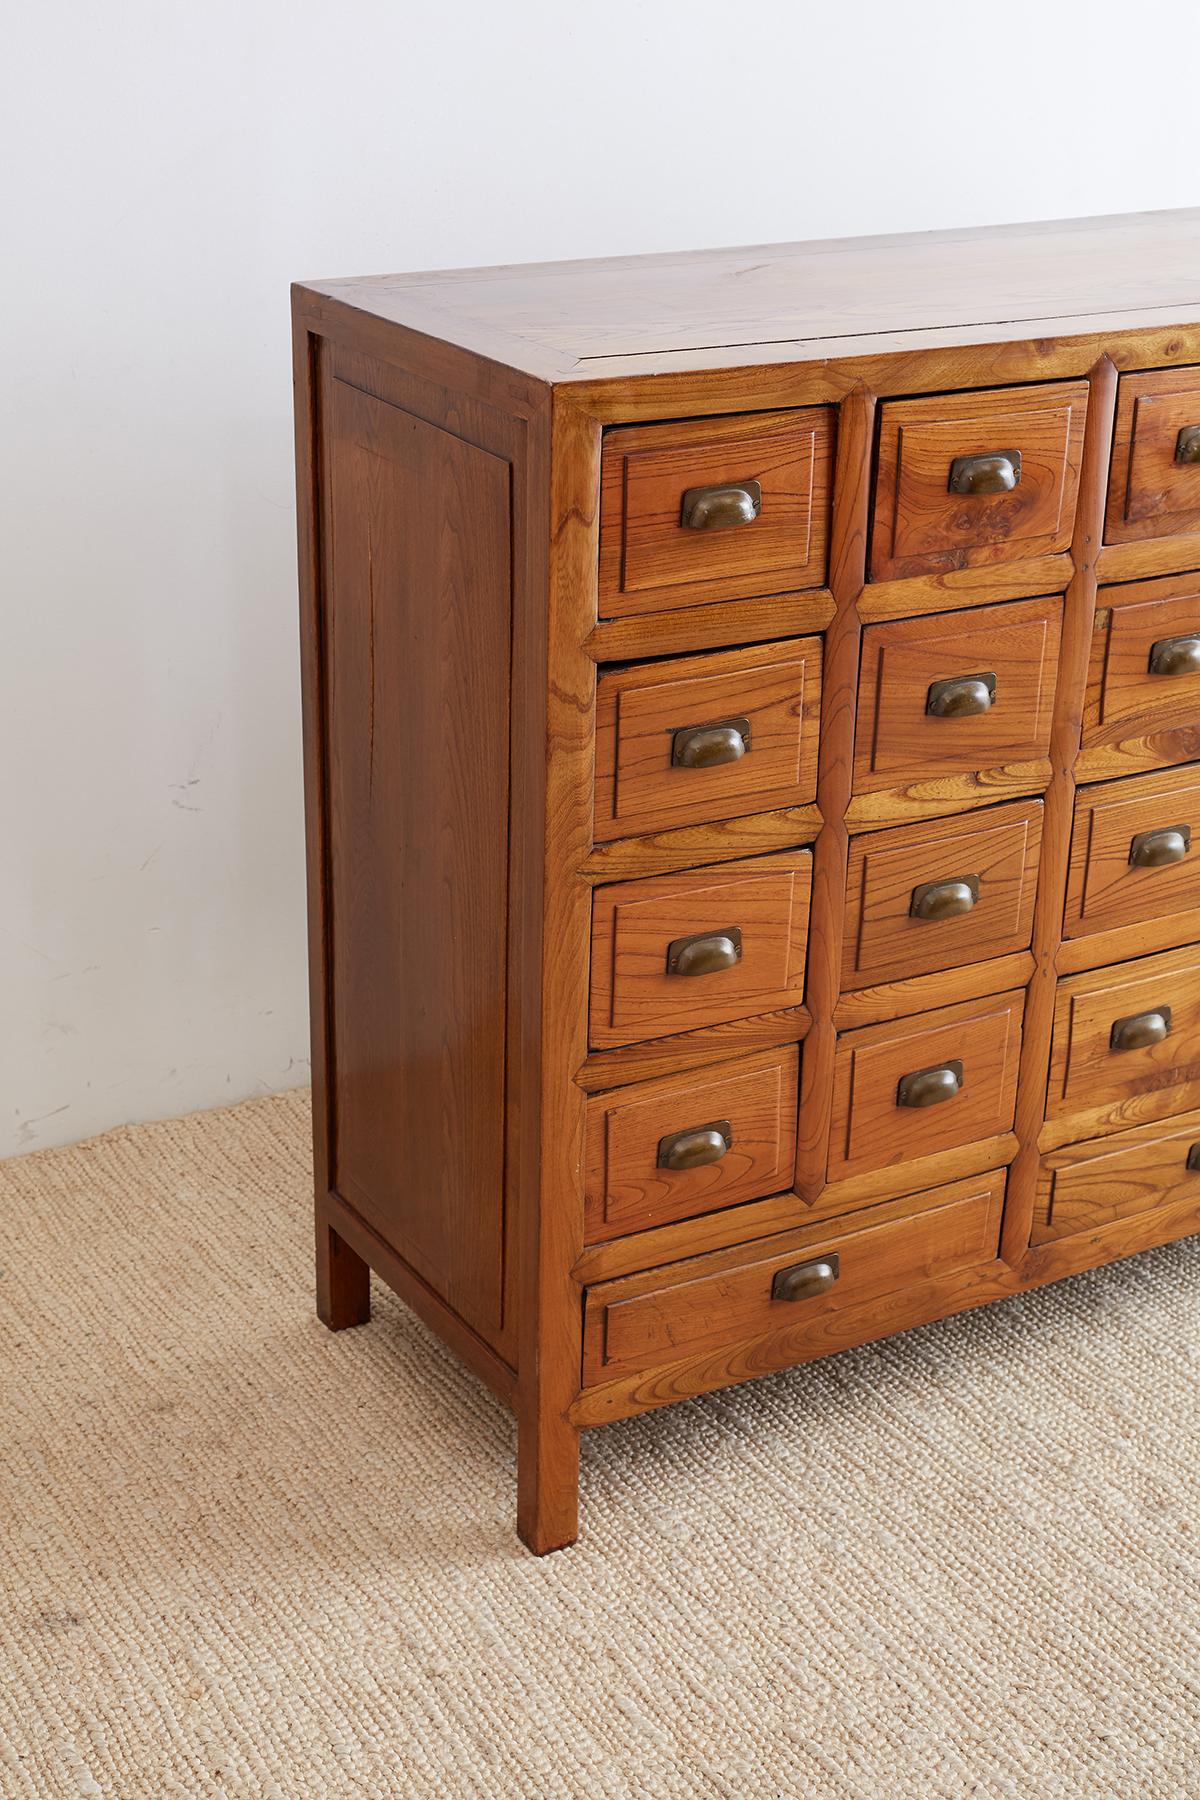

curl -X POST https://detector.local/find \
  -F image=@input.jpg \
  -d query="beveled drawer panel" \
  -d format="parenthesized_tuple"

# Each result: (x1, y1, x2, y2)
(583, 1046, 799, 1242)
(853, 597, 1061, 799)
(582, 1171, 1005, 1385)
(1047, 943, 1200, 1122)
(843, 799, 1042, 988)
(598, 408, 834, 617)
(594, 636, 821, 840)
(1105, 367, 1200, 545)
(828, 991, 1024, 1182)
(870, 381, 1087, 581)
(1064, 765, 1200, 939)
(588, 850, 811, 1049)
(1078, 574, 1200, 776)
(1034, 1109, 1200, 1244)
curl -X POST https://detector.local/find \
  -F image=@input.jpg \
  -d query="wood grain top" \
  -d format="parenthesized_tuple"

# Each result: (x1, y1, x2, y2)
(298, 209, 1200, 381)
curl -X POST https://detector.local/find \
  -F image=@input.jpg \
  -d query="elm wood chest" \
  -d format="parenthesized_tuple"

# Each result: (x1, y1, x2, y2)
(293, 208, 1200, 1553)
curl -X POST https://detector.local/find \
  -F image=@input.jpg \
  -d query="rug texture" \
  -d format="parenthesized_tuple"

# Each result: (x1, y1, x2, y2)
(1, 1090, 1198, 1798)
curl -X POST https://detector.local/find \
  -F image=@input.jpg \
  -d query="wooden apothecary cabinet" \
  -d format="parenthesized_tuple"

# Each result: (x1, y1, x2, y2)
(293, 209, 1200, 1551)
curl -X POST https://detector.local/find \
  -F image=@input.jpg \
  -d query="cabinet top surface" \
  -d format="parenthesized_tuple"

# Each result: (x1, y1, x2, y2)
(298, 208, 1200, 383)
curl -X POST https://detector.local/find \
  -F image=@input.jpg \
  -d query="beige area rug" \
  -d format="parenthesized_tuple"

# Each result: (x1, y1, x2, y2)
(2, 1090, 1199, 1798)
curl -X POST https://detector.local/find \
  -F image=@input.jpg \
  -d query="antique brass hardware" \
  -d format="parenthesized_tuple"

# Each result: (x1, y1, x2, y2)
(926, 672, 997, 718)
(772, 1255, 840, 1303)
(909, 875, 981, 920)
(1129, 825, 1191, 868)
(665, 927, 743, 977)
(896, 1059, 964, 1108)
(947, 449, 1021, 494)
(1148, 634, 1200, 677)
(1109, 1006, 1172, 1052)
(1174, 425, 1200, 464)
(679, 479, 762, 530)
(670, 717, 751, 768)
(656, 1121, 733, 1171)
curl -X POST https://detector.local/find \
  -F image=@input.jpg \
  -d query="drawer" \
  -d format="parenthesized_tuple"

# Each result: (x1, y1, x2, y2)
(1105, 367, 1200, 545)
(828, 991, 1023, 1182)
(870, 381, 1087, 581)
(843, 799, 1042, 988)
(1047, 942, 1200, 1122)
(598, 408, 834, 617)
(1034, 1109, 1200, 1244)
(1079, 574, 1200, 775)
(1064, 765, 1200, 939)
(582, 1170, 1005, 1385)
(589, 850, 811, 1049)
(594, 636, 822, 841)
(853, 596, 1061, 798)
(584, 1046, 799, 1242)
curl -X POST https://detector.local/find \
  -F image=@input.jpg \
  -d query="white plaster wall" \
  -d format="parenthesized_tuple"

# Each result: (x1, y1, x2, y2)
(4, 0, 1198, 1154)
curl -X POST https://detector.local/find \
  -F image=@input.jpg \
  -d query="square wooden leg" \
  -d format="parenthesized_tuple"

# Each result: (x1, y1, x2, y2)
(316, 1213, 371, 1331)
(517, 1408, 580, 1554)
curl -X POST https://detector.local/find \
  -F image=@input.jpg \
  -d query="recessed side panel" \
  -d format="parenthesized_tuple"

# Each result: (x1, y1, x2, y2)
(324, 376, 512, 1342)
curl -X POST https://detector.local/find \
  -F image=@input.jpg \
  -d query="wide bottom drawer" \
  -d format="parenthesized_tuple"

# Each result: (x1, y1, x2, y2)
(1034, 1108, 1200, 1244)
(582, 1170, 1006, 1387)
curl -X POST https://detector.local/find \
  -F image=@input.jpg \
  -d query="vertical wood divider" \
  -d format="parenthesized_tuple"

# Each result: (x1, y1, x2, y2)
(794, 387, 877, 1200)
(293, 323, 373, 1329)
(1000, 357, 1118, 1263)
(517, 393, 600, 1553)
(292, 326, 333, 1210)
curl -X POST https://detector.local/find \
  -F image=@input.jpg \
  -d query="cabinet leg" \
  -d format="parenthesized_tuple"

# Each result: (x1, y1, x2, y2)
(517, 1409, 580, 1554)
(316, 1214, 371, 1330)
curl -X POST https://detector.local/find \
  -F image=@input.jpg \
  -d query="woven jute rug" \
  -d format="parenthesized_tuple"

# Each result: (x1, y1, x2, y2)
(1, 1090, 1198, 1798)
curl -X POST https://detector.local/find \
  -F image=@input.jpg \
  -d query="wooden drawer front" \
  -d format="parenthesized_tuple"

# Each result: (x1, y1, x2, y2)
(598, 409, 834, 617)
(589, 851, 811, 1049)
(1080, 575, 1200, 774)
(594, 637, 821, 840)
(584, 1047, 799, 1242)
(854, 598, 1061, 796)
(1034, 1110, 1200, 1245)
(1105, 368, 1200, 545)
(1047, 943, 1200, 1120)
(828, 991, 1024, 1182)
(843, 799, 1042, 988)
(583, 1171, 1005, 1384)
(1064, 766, 1200, 939)
(870, 381, 1087, 581)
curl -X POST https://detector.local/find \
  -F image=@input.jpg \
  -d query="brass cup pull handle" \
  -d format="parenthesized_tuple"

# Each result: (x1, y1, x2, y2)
(909, 875, 981, 921)
(1110, 1006, 1172, 1052)
(680, 479, 762, 531)
(1175, 425, 1200, 465)
(657, 1120, 732, 1171)
(665, 926, 743, 978)
(926, 672, 997, 718)
(896, 1059, 964, 1109)
(772, 1254, 840, 1303)
(671, 717, 751, 769)
(947, 449, 1022, 495)
(1148, 634, 1200, 677)
(1187, 1144, 1200, 1172)
(1129, 825, 1191, 868)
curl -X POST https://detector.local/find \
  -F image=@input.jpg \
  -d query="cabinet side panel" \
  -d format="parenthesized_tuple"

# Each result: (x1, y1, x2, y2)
(324, 374, 512, 1340)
